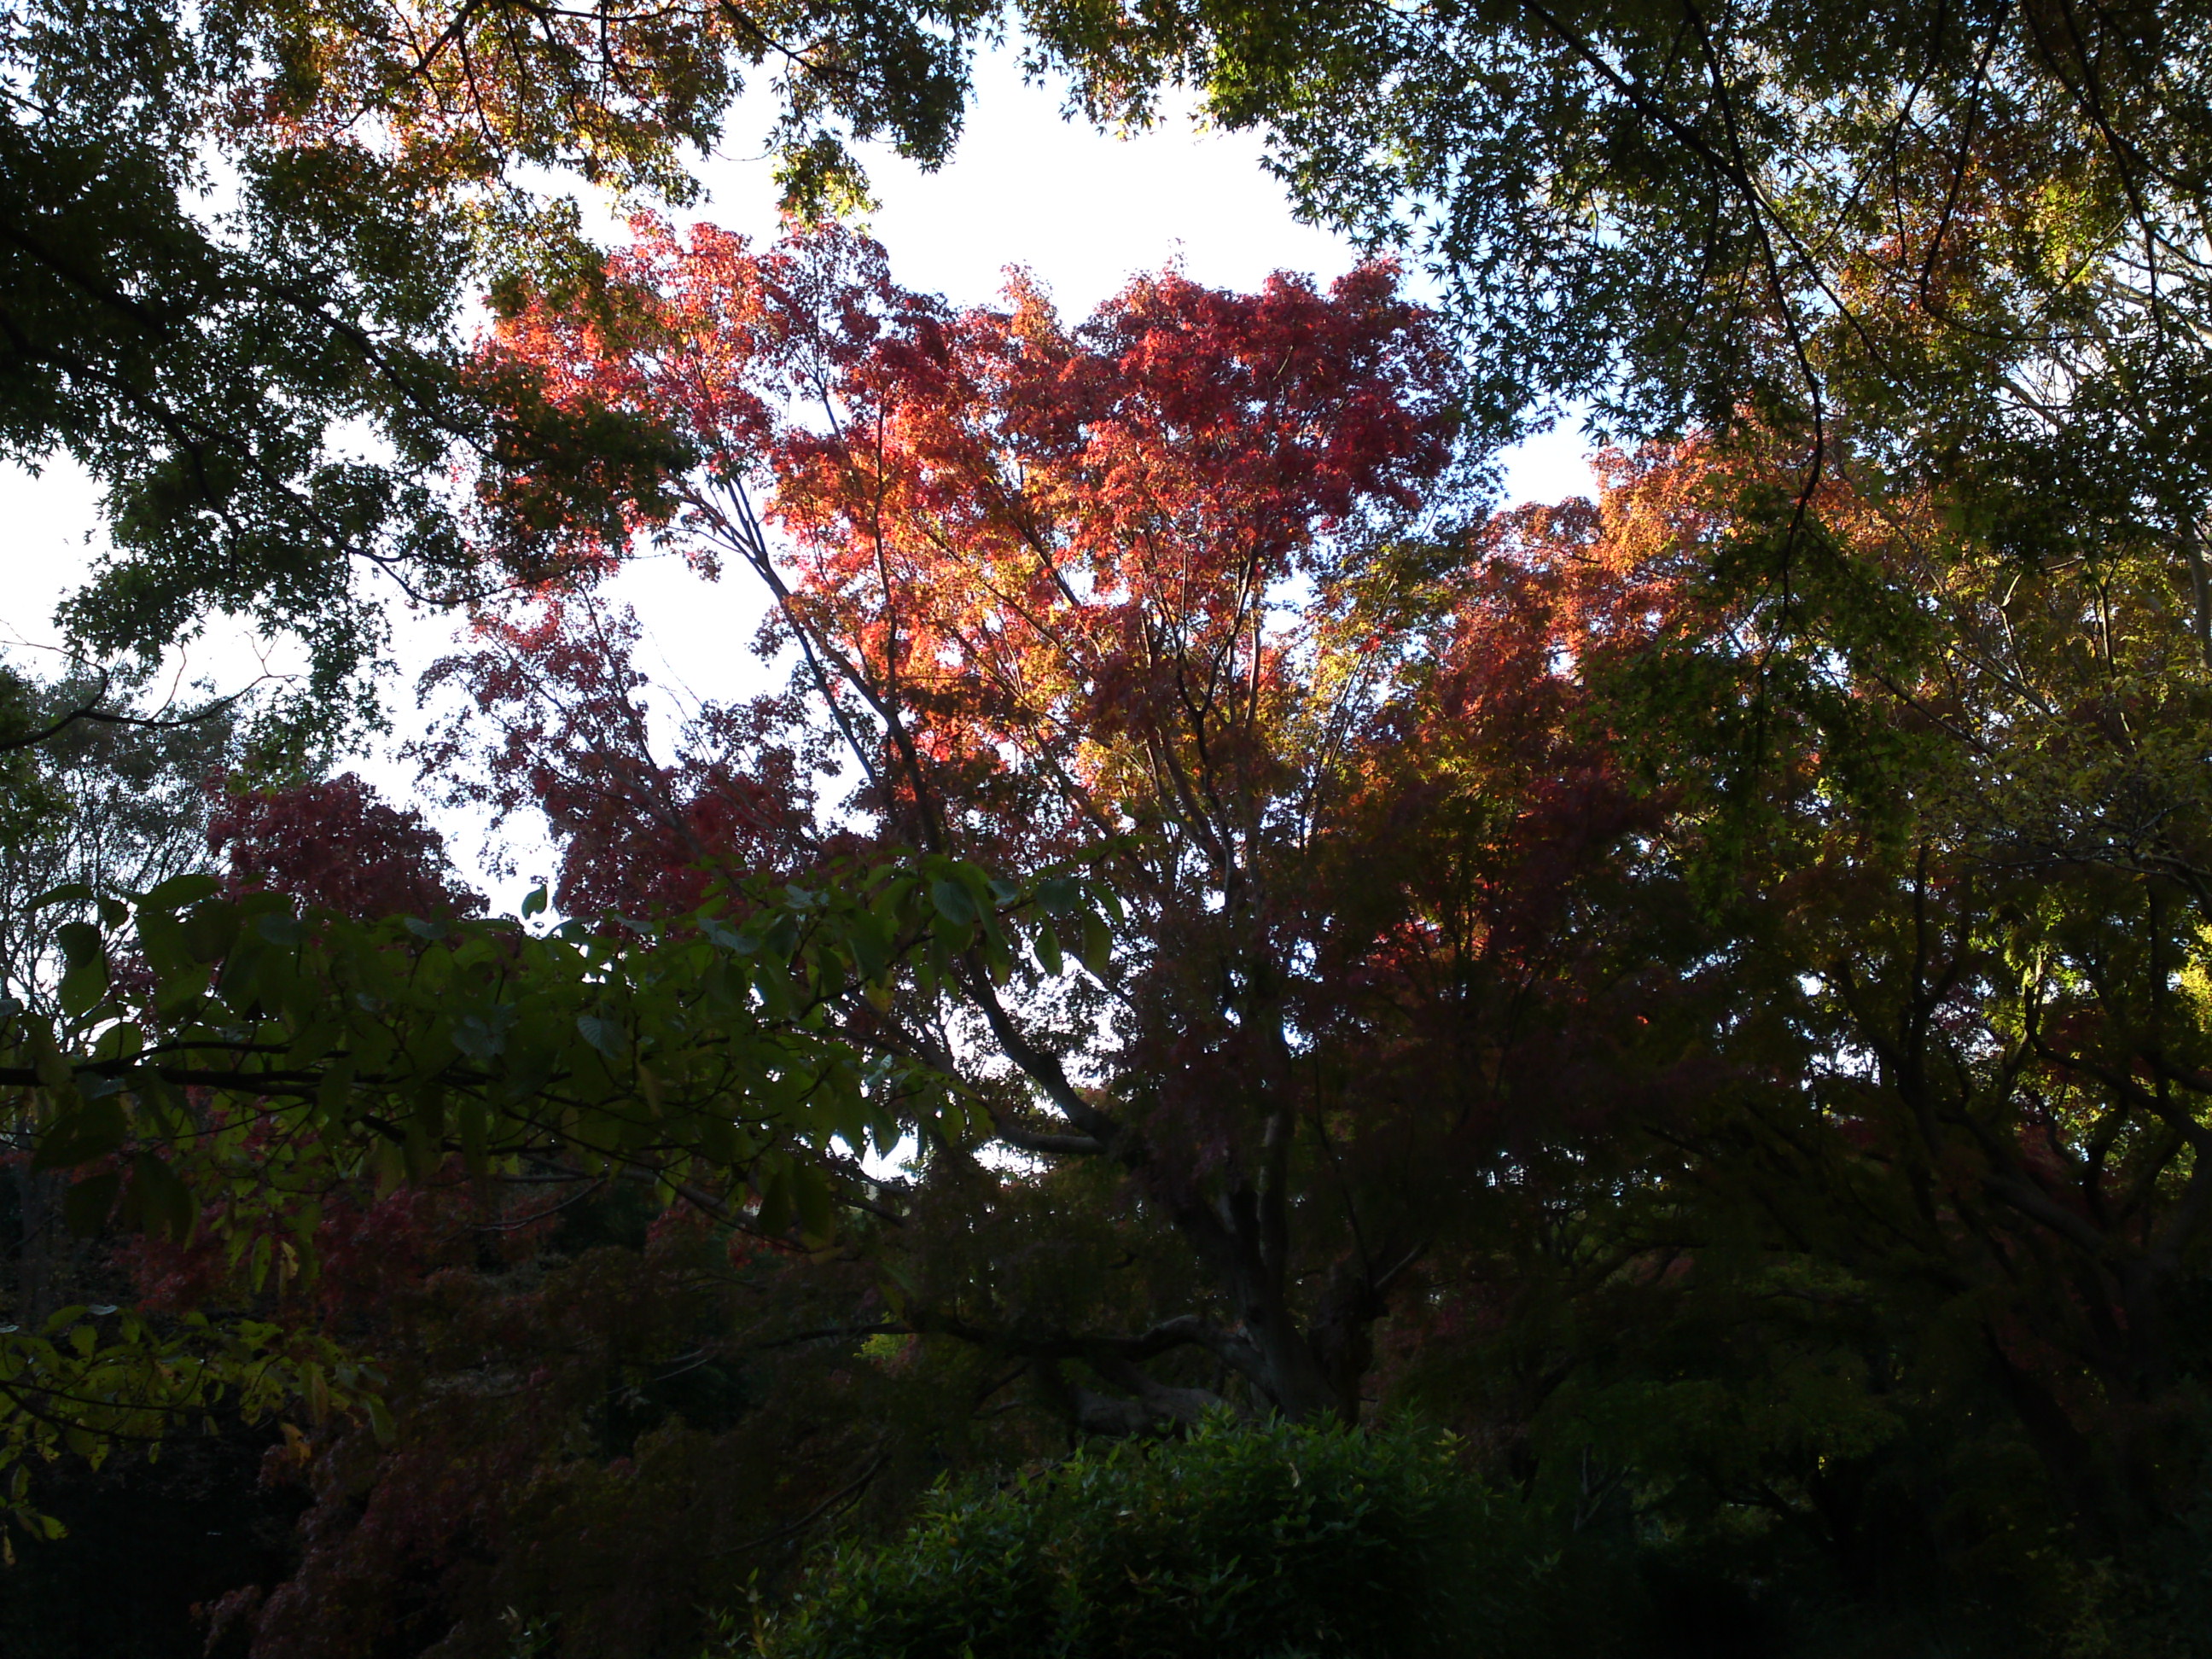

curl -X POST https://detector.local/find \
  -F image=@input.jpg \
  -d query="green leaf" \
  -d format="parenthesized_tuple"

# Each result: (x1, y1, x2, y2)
(756, 1164, 794, 1237)
(1034, 876, 1083, 915)
(520, 884, 549, 919)
(62, 1173, 119, 1237)
(128, 1153, 195, 1241)
(575, 1015, 626, 1059)
(794, 1161, 836, 1244)
(29, 882, 95, 913)
(1076, 911, 1114, 977)
(930, 879, 977, 925)
(55, 922, 110, 1018)
(457, 1097, 489, 1176)
(33, 1098, 128, 1170)
(699, 916, 751, 953)
(696, 1114, 736, 1164)
(142, 873, 223, 912)
(316, 1060, 357, 1126)
(847, 911, 893, 983)
(451, 1006, 515, 1062)
(55, 919, 103, 970)
(135, 906, 191, 976)
(179, 899, 240, 964)
(371, 1133, 405, 1198)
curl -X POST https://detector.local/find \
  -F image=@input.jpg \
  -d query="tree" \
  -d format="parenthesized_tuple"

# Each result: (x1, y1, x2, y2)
(21, 5, 2212, 1644)
(202, 1166, 1002, 1659)
(0, 673, 238, 1021)
(9, 772, 1026, 1659)
(1022, 0, 2212, 503)
(1001, 0, 2212, 1028)
(0, 744, 1085, 1548)
(450, 220, 1698, 1435)
(1340, 437, 2212, 1623)
(1597, 438, 2212, 1547)
(971, 0, 2212, 1572)
(459, 257, 2212, 1621)
(31, 0, 2212, 728)
(1, 0, 1001, 731)
(209, 774, 485, 923)
(0, 673, 245, 1475)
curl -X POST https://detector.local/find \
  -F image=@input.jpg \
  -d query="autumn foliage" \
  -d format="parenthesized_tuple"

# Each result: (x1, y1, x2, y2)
(446, 223, 1660, 1438)
(209, 774, 485, 921)
(14, 222, 2212, 1659)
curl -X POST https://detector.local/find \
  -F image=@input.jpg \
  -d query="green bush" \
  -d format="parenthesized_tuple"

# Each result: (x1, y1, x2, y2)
(738, 1412, 2170, 1657)
(747, 1415, 1578, 1659)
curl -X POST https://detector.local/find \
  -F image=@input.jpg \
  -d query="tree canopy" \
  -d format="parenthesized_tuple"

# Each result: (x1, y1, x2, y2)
(2, 0, 994, 734)
(10, 3, 2212, 1656)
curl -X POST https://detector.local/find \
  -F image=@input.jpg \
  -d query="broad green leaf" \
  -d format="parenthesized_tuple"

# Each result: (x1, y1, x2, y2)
(1034, 876, 1083, 915)
(451, 1006, 515, 1062)
(179, 899, 240, 965)
(576, 1015, 626, 1058)
(33, 1098, 127, 1170)
(61, 1173, 119, 1238)
(1076, 911, 1113, 977)
(142, 873, 223, 912)
(458, 1097, 489, 1175)
(930, 878, 978, 924)
(756, 1163, 793, 1237)
(55, 922, 110, 1018)
(794, 1161, 836, 1243)
(128, 1153, 195, 1242)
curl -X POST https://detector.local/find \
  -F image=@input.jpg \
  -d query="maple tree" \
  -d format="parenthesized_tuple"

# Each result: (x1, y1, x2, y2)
(9, 249, 2209, 1647)
(9, 273, 2211, 1650)
(210, 775, 486, 923)
(12, 4, 2212, 1649)
(439, 218, 2212, 1638)
(1329, 438, 2212, 1635)
(448, 219, 1699, 1438)
(19, 0, 2212, 736)
(1612, 445, 2212, 1548)
(1027, 1, 2212, 495)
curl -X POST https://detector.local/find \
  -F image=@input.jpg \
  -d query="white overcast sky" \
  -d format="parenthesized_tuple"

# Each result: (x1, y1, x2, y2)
(0, 46, 1594, 900)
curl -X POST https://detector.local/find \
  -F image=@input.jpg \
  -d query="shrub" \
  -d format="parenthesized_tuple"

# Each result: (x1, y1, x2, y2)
(748, 1414, 1571, 1659)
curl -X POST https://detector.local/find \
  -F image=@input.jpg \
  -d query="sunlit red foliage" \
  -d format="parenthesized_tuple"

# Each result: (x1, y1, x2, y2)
(443, 223, 1692, 1430)
(468, 218, 1468, 859)
(416, 598, 828, 919)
